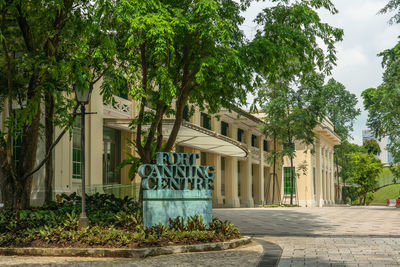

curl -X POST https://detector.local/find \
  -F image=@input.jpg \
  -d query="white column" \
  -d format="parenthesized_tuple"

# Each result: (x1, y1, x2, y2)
(209, 153, 223, 207)
(322, 146, 328, 204)
(225, 156, 240, 207)
(330, 149, 335, 204)
(225, 123, 240, 207)
(240, 131, 254, 207)
(315, 141, 324, 207)
(326, 150, 330, 204)
(88, 83, 103, 186)
(254, 136, 265, 205)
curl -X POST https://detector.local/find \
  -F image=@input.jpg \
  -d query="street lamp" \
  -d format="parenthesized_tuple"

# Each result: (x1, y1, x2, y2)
(74, 84, 93, 228)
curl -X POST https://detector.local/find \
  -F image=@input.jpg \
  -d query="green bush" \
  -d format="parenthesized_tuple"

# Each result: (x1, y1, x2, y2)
(0, 193, 241, 248)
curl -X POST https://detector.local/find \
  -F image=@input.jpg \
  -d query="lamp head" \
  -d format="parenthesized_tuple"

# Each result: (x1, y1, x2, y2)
(74, 84, 93, 105)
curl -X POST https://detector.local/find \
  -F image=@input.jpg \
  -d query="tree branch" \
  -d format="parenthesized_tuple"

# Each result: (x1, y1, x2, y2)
(156, 117, 164, 152)
(1, 7, 13, 163)
(143, 103, 167, 154)
(46, 0, 74, 56)
(15, 3, 35, 52)
(135, 43, 148, 161)
(135, 97, 146, 161)
(372, 183, 398, 192)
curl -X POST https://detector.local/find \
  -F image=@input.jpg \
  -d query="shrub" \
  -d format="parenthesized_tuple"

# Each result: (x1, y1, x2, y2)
(0, 194, 241, 248)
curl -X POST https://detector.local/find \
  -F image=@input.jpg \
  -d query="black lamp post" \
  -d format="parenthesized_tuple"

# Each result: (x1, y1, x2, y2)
(74, 84, 93, 228)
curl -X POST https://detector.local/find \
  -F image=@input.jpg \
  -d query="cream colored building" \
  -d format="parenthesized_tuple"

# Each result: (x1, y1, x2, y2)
(0, 84, 340, 207)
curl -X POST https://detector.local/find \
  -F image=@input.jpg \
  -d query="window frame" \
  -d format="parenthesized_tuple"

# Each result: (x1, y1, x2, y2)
(200, 112, 211, 130)
(283, 166, 296, 195)
(72, 118, 83, 180)
(237, 128, 244, 142)
(263, 140, 268, 152)
(221, 121, 229, 136)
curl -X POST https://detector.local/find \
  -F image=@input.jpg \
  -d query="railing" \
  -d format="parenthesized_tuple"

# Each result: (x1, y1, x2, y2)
(76, 183, 140, 200)
(103, 95, 132, 119)
(250, 146, 260, 160)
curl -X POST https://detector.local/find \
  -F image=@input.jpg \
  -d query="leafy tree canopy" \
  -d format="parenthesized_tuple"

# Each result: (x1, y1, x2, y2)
(362, 42, 400, 162)
(111, 0, 343, 165)
(362, 1, 400, 164)
(348, 152, 383, 198)
(363, 139, 381, 156)
(0, 0, 117, 208)
(321, 78, 360, 140)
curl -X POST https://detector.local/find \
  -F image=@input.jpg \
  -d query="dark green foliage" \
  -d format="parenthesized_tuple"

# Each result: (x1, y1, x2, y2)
(0, 194, 240, 248)
(321, 78, 360, 141)
(363, 139, 381, 156)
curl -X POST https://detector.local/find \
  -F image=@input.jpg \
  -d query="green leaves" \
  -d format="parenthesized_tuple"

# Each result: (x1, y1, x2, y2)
(363, 139, 381, 156)
(348, 152, 383, 195)
(247, 0, 343, 84)
(362, 41, 400, 163)
(321, 78, 360, 140)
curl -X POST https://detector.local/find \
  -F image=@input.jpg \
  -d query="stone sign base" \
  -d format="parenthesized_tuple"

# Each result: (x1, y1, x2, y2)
(143, 190, 212, 228)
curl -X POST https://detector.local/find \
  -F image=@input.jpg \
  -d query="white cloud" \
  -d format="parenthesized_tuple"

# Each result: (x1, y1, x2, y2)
(241, 0, 399, 143)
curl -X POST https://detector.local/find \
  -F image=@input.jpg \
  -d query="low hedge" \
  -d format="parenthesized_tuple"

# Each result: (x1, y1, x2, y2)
(0, 193, 240, 248)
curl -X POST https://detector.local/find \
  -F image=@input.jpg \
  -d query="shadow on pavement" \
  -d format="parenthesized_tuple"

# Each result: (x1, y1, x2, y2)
(213, 209, 333, 237)
(255, 239, 282, 267)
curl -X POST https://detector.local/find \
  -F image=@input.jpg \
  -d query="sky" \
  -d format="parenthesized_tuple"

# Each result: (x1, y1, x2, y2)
(241, 0, 400, 145)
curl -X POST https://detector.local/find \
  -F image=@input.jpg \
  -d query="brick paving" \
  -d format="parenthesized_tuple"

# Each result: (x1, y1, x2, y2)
(215, 206, 400, 267)
(0, 206, 399, 266)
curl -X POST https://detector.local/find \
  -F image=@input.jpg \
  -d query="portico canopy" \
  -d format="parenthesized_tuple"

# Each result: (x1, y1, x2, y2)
(104, 119, 248, 158)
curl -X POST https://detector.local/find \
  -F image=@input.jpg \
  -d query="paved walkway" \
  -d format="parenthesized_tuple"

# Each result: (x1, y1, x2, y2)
(1, 206, 399, 266)
(215, 206, 400, 266)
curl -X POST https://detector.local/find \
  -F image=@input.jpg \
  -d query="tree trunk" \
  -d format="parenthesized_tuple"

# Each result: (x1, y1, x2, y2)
(15, 103, 41, 209)
(44, 92, 54, 204)
(272, 136, 277, 204)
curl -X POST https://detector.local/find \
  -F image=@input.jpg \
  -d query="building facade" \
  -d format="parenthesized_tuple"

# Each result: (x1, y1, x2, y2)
(0, 84, 340, 207)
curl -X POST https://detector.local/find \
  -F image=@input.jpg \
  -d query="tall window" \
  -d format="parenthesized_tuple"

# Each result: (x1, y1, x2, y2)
(251, 134, 257, 147)
(11, 110, 22, 166)
(103, 127, 121, 185)
(237, 128, 244, 142)
(263, 140, 268, 152)
(221, 121, 229, 136)
(283, 167, 296, 195)
(12, 134, 22, 167)
(72, 118, 82, 180)
(183, 105, 190, 121)
(118, 78, 129, 99)
(201, 112, 211, 130)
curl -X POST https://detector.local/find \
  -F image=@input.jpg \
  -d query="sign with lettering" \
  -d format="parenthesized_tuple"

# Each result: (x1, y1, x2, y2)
(139, 152, 215, 227)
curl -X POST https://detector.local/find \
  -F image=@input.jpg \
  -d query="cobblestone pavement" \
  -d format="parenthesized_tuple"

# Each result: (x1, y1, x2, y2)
(215, 206, 400, 267)
(0, 241, 263, 267)
(260, 236, 400, 267)
(1, 206, 399, 266)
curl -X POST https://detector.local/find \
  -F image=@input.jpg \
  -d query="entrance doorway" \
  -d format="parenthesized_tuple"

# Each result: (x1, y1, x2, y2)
(103, 127, 121, 185)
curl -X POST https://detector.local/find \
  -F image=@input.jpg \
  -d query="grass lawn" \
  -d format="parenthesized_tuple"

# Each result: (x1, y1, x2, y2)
(371, 184, 400, 204)
(378, 167, 395, 186)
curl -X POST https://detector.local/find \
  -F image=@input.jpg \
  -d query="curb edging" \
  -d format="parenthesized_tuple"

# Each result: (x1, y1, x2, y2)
(0, 236, 251, 258)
